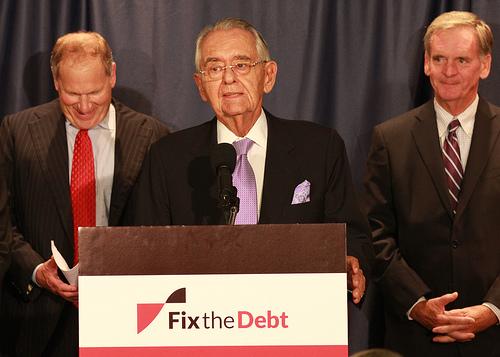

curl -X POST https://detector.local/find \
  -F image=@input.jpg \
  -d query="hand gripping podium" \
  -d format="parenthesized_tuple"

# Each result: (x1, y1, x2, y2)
(78, 224, 348, 356)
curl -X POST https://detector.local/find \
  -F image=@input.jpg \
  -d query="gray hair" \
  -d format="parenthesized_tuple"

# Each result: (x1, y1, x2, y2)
(194, 18, 271, 71)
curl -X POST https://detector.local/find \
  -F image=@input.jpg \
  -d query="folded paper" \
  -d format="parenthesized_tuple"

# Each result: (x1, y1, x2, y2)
(51, 240, 79, 286)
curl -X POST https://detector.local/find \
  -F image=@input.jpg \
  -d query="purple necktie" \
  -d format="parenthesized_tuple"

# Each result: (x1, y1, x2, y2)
(442, 119, 463, 214)
(232, 138, 258, 224)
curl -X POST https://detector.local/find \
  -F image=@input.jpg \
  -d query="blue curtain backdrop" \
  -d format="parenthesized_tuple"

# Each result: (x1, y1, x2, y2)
(2, 0, 500, 353)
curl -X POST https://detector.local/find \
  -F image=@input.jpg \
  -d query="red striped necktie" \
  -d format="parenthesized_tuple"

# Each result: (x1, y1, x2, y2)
(442, 119, 463, 214)
(70, 130, 96, 264)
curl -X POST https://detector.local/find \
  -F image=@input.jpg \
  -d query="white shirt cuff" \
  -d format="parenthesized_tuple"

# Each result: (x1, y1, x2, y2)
(407, 296, 427, 320)
(482, 302, 500, 325)
(32, 263, 44, 287)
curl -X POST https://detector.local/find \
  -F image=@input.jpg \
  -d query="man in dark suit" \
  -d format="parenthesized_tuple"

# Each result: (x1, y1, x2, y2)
(0, 32, 168, 356)
(0, 168, 12, 298)
(363, 11, 499, 357)
(127, 18, 372, 302)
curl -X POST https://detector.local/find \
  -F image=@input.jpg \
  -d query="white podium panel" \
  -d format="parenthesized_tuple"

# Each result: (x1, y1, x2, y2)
(78, 225, 348, 356)
(79, 273, 347, 356)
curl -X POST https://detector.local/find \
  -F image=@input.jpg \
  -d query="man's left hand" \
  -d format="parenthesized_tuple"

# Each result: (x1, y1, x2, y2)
(347, 255, 365, 304)
(432, 304, 498, 343)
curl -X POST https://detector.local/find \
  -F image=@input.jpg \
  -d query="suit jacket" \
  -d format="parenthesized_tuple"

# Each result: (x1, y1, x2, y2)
(126, 111, 373, 273)
(0, 168, 12, 296)
(363, 98, 500, 357)
(0, 99, 168, 356)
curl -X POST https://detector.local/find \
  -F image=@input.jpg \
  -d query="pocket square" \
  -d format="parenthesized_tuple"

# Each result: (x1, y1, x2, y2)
(291, 180, 311, 204)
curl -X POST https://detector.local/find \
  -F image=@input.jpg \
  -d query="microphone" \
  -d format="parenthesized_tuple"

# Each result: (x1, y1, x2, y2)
(210, 143, 239, 224)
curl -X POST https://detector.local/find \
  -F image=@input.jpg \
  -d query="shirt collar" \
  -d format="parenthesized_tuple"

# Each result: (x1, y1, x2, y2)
(217, 109, 268, 148)
(435, 95, 478, 138)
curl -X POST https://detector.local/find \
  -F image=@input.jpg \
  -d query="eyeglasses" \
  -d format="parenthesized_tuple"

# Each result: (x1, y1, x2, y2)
(199, 60, 266, 80)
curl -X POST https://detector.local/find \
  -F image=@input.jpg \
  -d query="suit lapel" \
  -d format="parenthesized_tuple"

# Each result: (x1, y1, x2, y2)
(188, 119, 221, 224)
(411, 101, 453, 219)
(206, 121, 219, 216)
(109, 103, 153, 225)
(455, 99, 500, 221)
(28, 102, 72, 239)
(259, 114, 298, 223)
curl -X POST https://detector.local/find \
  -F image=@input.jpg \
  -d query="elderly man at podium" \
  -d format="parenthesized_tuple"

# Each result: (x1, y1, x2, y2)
(127, 17, 373, 304)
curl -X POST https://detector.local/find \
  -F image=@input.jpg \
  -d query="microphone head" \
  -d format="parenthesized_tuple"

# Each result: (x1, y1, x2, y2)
(210, 143, 236, 173)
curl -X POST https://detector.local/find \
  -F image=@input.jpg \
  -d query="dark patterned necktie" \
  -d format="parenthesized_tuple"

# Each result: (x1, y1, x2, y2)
(70, 130, 96, 264)
(442, 119, 463, 214)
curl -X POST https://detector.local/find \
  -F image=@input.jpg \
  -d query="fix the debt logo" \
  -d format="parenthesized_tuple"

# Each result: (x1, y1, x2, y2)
(137, 287, 187, 333)
(136, 287, 289, 334)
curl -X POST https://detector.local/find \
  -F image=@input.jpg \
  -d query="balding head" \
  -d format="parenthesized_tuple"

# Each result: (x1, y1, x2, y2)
(50, 31, 114, 79)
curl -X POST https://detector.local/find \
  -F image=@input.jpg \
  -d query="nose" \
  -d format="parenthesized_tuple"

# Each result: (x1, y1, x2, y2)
(443, 61, 458, 77)
(78, 95, 92, 113)
(222, 65, 236, 84)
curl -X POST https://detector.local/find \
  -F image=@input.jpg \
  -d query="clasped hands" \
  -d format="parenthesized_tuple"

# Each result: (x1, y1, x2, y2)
(410, 291, 498, 343)
(35, 256, 78, 307)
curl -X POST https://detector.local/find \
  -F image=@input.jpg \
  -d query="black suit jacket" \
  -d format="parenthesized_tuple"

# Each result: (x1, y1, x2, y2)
(364, 98, 500, 357)
(0, 168, 12, 296)
(0, 99, 168, 356)
(126, 111, 372, 272)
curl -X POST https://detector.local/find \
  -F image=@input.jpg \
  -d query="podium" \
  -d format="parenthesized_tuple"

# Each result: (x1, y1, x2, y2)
(78, 224, 348, 356)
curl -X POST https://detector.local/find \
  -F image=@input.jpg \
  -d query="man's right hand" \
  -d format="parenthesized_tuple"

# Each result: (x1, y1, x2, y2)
(409, 292, 475, 340)
(35, 256, 78, 305)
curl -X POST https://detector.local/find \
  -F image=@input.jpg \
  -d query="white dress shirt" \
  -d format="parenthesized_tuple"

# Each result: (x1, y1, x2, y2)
(66, 104, 116, 226)
(32, 104, 116, 283)
(217, 109, 268, 219)
(435, 95, 477, 170)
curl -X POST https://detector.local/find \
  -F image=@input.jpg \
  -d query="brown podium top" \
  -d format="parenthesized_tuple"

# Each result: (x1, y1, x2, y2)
(79, 224, 346, 276)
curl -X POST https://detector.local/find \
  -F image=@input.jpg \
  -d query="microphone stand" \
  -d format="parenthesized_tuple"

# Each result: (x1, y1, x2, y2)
(219, 186, 239, 225)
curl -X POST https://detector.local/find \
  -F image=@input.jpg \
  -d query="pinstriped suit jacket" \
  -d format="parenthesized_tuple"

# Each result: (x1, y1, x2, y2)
(0, 168, 12, 298)
(0, 99, 168, 356)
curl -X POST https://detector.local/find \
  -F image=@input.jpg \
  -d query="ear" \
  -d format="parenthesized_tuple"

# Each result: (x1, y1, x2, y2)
(52, 68, 60, 92)
(110, 62, 117, 88)
(193, 73, 208, 102)
(423, 52, 431, 76)
(263, 61, 278, 94)
(53, 76, 60, 92)
(479, 53, 492, 80)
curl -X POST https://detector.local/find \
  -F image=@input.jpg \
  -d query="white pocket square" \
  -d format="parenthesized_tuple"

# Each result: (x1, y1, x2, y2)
(291, 180, 311, 204)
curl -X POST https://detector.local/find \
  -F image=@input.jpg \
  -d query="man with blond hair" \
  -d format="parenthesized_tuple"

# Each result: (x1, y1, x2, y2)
(0, 31, 167, 356)
(364, 11, 499, 357)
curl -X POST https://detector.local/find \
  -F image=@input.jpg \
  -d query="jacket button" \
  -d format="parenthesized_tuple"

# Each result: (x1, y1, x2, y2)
(451, 240, 459, 248)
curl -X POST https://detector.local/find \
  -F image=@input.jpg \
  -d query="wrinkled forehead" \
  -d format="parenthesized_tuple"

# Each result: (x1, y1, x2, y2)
(56, 57, 110, 85)
(427, 26, 480, 54)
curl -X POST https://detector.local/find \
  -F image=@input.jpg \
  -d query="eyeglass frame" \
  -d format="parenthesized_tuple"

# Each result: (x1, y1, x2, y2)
(197, 60, 267, 80)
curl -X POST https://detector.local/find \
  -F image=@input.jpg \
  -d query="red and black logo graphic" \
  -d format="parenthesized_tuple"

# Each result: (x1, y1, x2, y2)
(137, 287, 289, 333)
(136, 287, 186, 333)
